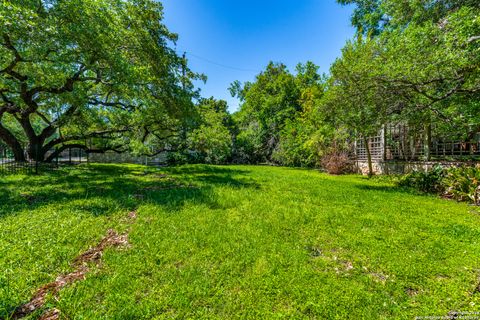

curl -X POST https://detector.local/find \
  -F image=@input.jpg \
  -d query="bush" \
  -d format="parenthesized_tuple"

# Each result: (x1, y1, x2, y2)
(442, 166, 480, 205)
(321, 151, 351, 175)
(396, 165, 480, 206)
(397, 165, 445, 193)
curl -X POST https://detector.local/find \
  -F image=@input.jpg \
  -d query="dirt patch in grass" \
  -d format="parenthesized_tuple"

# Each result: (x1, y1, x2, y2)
(72, 229, 130, 267)
(11, 211, 137, 320)
(20, 193, 44, 205)
(143, 183, 198, 191)
(473, 277, 480, 295)
(369, 272, 388, 283)
(38, 308, 60, 320)
(405, 287, 420, 297)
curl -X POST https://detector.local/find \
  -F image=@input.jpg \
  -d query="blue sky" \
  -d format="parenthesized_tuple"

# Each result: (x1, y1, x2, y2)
(162, 0, 355, 112)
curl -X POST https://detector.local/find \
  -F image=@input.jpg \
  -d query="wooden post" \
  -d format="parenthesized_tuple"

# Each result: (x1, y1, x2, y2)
(425, 123, 431, 161)
(382, 125, 388, 174)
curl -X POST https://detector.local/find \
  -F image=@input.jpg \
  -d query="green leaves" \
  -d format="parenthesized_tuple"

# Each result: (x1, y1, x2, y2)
(443, 166, 480, 205)
(233, 62, 324, 164)
(327, 2, 480, 149)
(187, 99, 233, 164)
(339, 0, 480, 35)
(0, 0, 199, 161)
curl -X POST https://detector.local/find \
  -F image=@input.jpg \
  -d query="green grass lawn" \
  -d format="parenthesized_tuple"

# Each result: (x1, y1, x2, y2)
(1, 164, 479, 319)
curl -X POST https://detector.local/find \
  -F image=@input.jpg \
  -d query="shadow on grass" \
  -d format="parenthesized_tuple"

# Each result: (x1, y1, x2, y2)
(0, 164, 260, 219)
(0, 164, 262, 318)
(353, 183, 436, 198)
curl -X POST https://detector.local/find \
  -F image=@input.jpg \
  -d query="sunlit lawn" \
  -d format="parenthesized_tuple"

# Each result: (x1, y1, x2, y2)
(1, 164, 479, 319)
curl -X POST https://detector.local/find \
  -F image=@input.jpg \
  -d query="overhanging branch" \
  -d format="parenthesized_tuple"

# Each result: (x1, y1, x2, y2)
(45, 144, 127, 162)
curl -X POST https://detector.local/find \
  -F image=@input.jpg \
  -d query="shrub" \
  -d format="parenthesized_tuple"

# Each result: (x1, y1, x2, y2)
(321, 151, 351, 175)
(442, 166, 480, 205)
(396, 165, 480, 206)
(397, 165, 445, 194)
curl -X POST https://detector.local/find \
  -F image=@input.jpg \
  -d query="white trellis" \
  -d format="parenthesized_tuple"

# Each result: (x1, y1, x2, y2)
(355, 124, 480, 162)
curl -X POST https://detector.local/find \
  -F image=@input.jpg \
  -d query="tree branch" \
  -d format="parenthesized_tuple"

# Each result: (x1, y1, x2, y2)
(42, 128, 130, 152)
(0, 34, 28, 81)
(28, 65, 88, 96)
(143, 146, 178, 157)
(45, 143, 126, 162)
(88, 98, 138, 111)
(468, 36, 480, 43)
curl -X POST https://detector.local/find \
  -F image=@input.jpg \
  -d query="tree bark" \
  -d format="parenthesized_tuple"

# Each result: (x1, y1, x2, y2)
(10, 141, 26, 162)
(28, 142, 47, 162)
(0, 123, 26, 162)
(364, 136, 374, 177)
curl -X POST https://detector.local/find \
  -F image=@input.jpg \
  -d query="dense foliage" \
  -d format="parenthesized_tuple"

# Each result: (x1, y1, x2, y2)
(170, 98, 234, 165)
(443, 166, 480, 205)
(398, 165, 446, 194)
(0, 0, 199, 162)
(328, 1, 480, 175)
(222, 0, 479, 173)
(398, 165, 480, 205)
(0, 0, 478, 177)
(230, 62, 339, 167)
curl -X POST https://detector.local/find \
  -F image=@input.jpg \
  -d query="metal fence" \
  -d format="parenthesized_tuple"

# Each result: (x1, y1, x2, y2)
(0, 145, 89, 175)
(0, 149, 38, 174)
(49, 148, 89, 165)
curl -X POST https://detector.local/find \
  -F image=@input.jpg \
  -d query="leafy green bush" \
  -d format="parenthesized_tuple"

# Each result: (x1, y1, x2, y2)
(397, 165, 446, 193)
(396, 165, 480, 206)
(442, 166, 480, 205)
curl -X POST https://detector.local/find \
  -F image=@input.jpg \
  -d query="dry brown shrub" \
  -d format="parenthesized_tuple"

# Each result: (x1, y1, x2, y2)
(321, 151, 351, 175)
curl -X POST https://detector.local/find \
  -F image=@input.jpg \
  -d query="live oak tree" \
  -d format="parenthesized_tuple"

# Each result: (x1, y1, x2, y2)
(0, 0, 198, 162)
(377, 7, 480, 129)
(336, 1, 480, 122)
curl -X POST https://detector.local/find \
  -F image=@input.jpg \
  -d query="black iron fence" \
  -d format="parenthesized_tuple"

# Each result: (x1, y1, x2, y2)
(0, 154, 36, 174)
(0, 145, 89, 175)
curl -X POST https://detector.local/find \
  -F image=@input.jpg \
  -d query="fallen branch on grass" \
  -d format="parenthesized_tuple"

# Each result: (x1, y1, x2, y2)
(10, 211, 137, 320)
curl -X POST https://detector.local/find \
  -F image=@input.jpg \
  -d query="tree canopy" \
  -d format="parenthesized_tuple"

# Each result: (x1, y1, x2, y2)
(328, 0, 480, 174)
(1, 0, 478, 172)
(338, 0, 480, 35)
(0, 0, 199, 161)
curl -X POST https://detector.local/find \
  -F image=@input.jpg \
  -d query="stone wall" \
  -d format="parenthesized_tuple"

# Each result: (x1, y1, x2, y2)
(355, 160, 477, 175)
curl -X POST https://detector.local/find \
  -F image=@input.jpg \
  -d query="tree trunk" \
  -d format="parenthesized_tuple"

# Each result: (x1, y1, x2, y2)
(11, 142, 26, 162)
(0, 124, 26, 162)
(27, 142, 47, 162)
(364, 136, 374, 177)
(0, 142, 26, 162)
